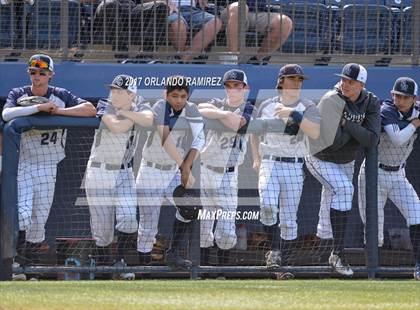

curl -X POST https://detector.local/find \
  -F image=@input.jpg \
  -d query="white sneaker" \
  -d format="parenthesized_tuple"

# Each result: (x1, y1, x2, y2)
(329, 253, 354, 277)
(112, 259, 135, 281)
(12, 262, 27, 281)
(265, 250, 281, 269)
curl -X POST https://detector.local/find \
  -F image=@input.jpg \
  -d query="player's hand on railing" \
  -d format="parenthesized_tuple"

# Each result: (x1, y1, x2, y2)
(37, 102, 57, 113)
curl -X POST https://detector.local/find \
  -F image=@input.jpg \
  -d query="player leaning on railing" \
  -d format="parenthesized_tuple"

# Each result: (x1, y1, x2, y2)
(306, 63, 381, 277)
(2, 54, 96, 281)
(358, 77, 420, 281)
(198, 69, 254, 275)
(85, 74, 153, 280)
(250, 64, 320, 277)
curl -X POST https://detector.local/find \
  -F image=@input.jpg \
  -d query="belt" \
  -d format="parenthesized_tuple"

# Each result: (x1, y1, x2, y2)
(205, 165, 235, 174)
(379, 163, 405, 172)
(90, 161, 132, 170)
(262, 155, 304, 163)
(146, 161, 177, 171)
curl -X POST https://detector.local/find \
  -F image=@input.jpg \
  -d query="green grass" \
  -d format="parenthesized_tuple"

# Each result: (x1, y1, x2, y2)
(0, 280, 419, 310)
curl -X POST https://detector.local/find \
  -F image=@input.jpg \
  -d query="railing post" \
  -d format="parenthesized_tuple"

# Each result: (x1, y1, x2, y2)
(238, 0, 247, 61)
(60, 0, 69, 59)
(365, 146, 379, 279)
(0, 124, 21, 281)
(412, 0, 419, 66)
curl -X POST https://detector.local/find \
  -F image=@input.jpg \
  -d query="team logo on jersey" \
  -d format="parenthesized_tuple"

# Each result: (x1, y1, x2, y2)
(343, 111, 365, 124)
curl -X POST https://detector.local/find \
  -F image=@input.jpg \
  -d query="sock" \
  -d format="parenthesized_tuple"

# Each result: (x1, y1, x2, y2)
(169, 218, 190, 253)
(25, 242, 42, 265)
(201, 247, 210, 265)
(94, 246, 112, 266)
(330, 209, 349, 257)
(217, 249, 230, 266)
(15, 231, 26, 265)
(116, 231, 136, 262)
(138, 252, 152, 265)
(409, 224, 420, 264)
(264, 224, 281, 251)
(280, 239, 296, 265)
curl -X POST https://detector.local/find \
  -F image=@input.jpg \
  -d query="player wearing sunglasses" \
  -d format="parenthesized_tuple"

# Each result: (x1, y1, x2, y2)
(2, 54, 96, 281)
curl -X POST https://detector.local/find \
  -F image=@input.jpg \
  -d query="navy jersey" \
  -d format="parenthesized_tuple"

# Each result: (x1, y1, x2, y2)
(378, 99, 419, 166)
(4, 86, 86, 164)
(142, 99, 205, 165)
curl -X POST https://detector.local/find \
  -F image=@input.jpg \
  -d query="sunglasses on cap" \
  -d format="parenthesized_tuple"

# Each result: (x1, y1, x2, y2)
(29, 69, 49, 76)
(28, 57, 50, 70)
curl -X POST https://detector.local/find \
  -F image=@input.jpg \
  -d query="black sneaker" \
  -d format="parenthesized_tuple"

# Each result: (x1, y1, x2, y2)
(166, 250, 192, 270)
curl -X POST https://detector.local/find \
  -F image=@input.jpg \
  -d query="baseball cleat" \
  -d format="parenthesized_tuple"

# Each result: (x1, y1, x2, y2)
(414, 263, 420, 281)
(274, 271, 295, 280)
(166, 250, 192, 270)
(112, 259, 135, 281)
(12, 262, 27, 281)
(329, 253, 354, 277)
(265, 250, 281, 270)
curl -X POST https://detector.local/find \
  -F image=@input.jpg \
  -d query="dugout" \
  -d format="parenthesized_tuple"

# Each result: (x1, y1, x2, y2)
(0, 63, 419, 279)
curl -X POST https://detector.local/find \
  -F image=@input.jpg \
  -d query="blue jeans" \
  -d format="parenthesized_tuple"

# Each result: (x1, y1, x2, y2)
(168, 6, 215, 31)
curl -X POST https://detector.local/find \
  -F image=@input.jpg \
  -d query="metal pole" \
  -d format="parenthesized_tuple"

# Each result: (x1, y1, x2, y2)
(60, 0, 69, 59)
(411, 0, 419, 66)
(364, 146, 379, 280)
(238, 0, 247, 61)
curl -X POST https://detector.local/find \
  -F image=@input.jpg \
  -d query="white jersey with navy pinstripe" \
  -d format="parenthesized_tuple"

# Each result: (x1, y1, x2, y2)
(379, 99, 419, 166)
(4, 86, 86, 165)
(257, 96, 320, 158)
(141, 99, 205, 165)
(88, 99, 150, 166)
(201, 98, 254, 167)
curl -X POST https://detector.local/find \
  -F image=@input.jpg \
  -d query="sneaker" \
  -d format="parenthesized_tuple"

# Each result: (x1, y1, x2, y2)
(329, 252, 354, 277)
(274, 271, 295, 280)
(112, 259, 135, 281)
(12, 262, 27, 281)
(265, 250, 281, 269)
(414, 263, 420, 281)
(166, 250, 192, 270)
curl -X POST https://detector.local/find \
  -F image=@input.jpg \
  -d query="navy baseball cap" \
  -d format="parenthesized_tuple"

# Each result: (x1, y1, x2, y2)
(28, 54, 54, 72)
(391, 77, 418, 97)
(108, 74, 137, 94)
(222, 69, 248, 85)
(278, 64, 308, 79)
(335, 63, 367, 83)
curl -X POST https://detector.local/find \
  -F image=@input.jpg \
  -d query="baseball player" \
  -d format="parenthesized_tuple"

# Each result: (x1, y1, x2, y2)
(136, 75, 205, 269)
(306, 63, 380, 277)
(358, 77, 420, 280)
(197, 69, 254, 270)
(85, 74, 153, 280)
(2, 54, 95, 280)
(250, 64, 320, 271)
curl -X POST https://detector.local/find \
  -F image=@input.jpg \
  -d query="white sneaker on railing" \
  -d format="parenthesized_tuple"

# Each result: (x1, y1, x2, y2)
(329, 252, 354, 277)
